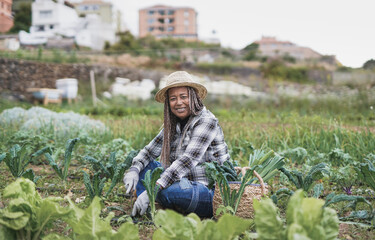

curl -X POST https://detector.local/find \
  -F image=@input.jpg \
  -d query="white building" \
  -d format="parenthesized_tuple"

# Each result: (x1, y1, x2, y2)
(20, 0, 116, 50)
(30, 0, 79, 38)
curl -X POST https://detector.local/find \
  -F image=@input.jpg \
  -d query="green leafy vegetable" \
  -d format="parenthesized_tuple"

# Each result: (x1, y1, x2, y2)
(44, 138, 79, 184)
(84, 150, 139, 197)
(65, 197, 139, 240)
(216, 168, 255, 215)
(0, 144, 50, 182)
(280, 163, 329, 193)
(141, 167, 163, 220)
(153, 209, 253, 240)
(248, 149, 285, 183)
(0, 178, 72, 240)
(355, 159, 375, 192)
(82, 171, 107, 200)
(253, 189, 339, 240)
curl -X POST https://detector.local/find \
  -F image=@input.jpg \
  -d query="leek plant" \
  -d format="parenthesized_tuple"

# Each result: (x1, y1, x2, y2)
(248, 149, 285, 183)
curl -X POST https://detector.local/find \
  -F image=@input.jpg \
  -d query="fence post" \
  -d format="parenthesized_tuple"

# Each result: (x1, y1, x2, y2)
(90, 70, 97, 107)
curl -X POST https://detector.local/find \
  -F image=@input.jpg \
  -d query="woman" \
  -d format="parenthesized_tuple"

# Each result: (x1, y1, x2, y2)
(123, 71, 230, 218)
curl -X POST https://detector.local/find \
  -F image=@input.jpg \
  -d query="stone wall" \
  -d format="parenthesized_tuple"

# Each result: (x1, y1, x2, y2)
(0, 58, 165, 99)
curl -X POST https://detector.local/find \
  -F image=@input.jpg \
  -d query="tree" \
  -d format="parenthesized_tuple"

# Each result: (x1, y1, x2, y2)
(242, 42, 259, 61)
(363, 59, 375, 70)
(109, 31, 141, 54)
(8, 3, 31, 33)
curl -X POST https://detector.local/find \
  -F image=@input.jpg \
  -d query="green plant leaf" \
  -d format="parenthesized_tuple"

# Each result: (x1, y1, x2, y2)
(253, 198, 284, 240)
(0, 152, 6, 164)
(153, 209, 198, 240)
(42, 233, 72, 240)
(356, 159, 375, 191)
(63, 138, 79, 181)
(321, 208, 339, 240)
(66, 197, 112, 236)
(198, 214, 253, 240)
(0, 225, 16, 240)
(45, 153, 64, 180)
(0, 206, 30, 230)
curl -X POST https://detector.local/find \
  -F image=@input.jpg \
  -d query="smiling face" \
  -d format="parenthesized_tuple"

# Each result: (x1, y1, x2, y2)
(168, 86, 191, 120)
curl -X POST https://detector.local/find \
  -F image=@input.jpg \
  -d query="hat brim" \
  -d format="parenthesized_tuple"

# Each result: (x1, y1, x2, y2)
(155, 82, 207, 103)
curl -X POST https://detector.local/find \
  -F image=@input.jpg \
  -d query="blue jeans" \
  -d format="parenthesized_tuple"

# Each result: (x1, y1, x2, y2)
(136, 161, 214, 218)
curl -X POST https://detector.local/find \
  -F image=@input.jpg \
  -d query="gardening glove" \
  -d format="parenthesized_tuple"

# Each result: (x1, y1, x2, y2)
(123, 170, 139, 194)
(131, 191, 150, 216)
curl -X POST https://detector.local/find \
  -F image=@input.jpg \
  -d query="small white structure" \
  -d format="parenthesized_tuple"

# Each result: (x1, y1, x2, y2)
(205, 80, 252, 97)
(159, 74, 253, 97)
(110, 78, 156, 100)
(56, 78, 78, 99)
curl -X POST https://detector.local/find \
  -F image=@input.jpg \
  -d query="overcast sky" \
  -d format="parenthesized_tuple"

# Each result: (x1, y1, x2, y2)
(109, 0, 374, 68)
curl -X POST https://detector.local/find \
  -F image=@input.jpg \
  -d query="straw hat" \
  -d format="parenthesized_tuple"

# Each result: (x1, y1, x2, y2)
(155, 71, 207, 103)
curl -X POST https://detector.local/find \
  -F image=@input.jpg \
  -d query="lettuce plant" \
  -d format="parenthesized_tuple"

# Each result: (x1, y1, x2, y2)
(0, 178, 72, 240)
(65, 197, 139, 240)
(153, 209, 253, 240)
(253, 189, 339, 240)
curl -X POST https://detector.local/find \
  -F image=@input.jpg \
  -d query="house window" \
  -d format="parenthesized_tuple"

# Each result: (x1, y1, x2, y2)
(185, 27, 189, 32)
(79, 5, 89, 11)
(36, 25, 45, 32)
(184, 20, 189, 26)
(184, 11, 189, 17)
(148, 10, 154, 15)
(168, 10, 175, 15)
(158, 10, 165, 15)
(92, 5, 99, 10)
(158, 26, 164, 31)
(147, 18, 155, 24)
(40, 10, 52, 18)
(167, 26, 174, 32)
(50, 25, 54, 29)
(148, 27, 154, 32)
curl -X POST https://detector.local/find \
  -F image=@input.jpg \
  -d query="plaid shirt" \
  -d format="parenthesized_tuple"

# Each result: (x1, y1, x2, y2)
(129, 107, 230, 188)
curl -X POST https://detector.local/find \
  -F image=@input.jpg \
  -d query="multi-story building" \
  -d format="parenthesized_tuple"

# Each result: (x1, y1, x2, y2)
(72, 0, 112, 24)
(255, 36, 322, 60)
(0, 0, 14, 33)
(30, 0, 79, 38)
(139, 5, 197, 41)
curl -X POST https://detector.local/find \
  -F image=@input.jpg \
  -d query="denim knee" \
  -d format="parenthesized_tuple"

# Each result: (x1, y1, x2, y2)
(156, 178, 214, 218)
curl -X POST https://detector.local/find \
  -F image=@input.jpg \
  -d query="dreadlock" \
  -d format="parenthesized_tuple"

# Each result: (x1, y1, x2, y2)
(160, 87, 204, 168)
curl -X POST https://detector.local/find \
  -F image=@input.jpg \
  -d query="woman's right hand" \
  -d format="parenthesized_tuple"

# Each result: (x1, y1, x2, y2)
(123, 171, 139, 194)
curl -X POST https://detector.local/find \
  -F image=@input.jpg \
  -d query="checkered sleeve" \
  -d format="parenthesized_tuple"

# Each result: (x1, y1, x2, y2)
(129, 129, 164, 174)
(157, 117, 218, 188)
